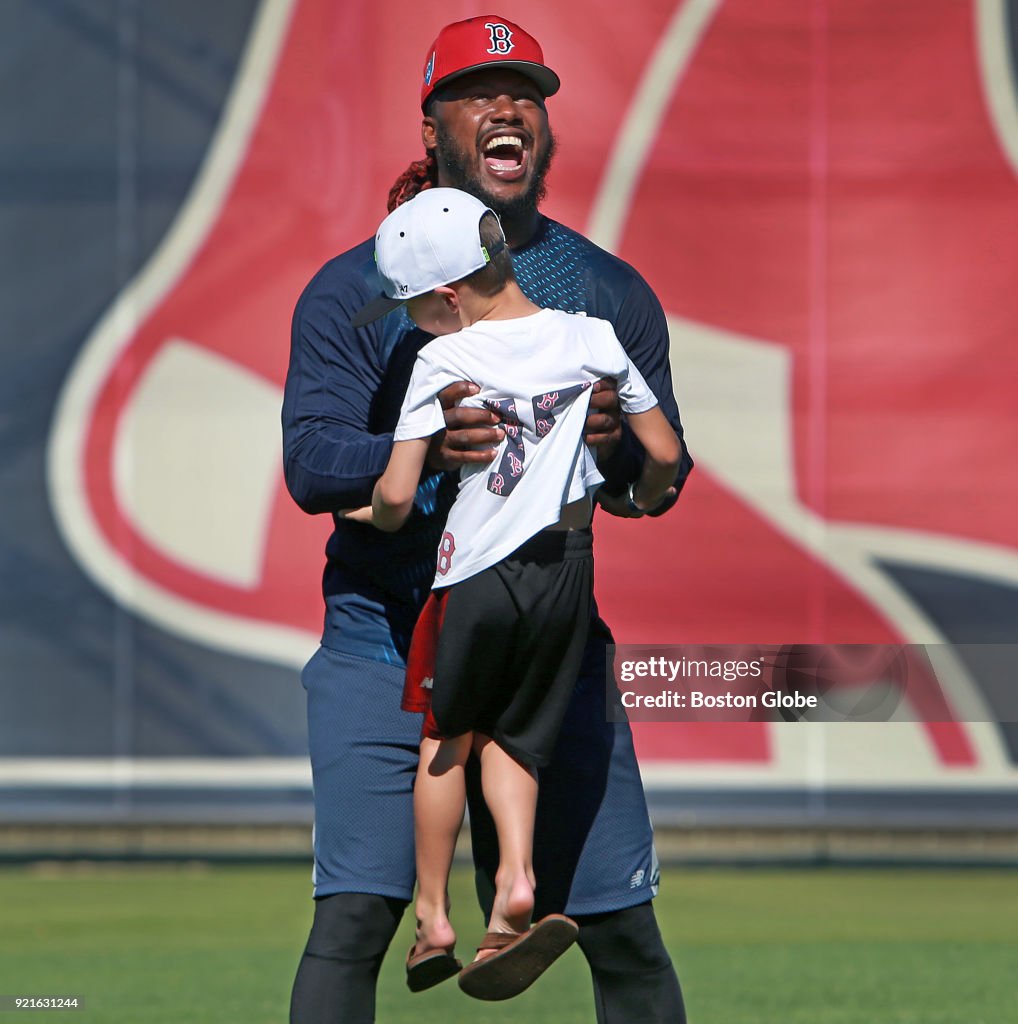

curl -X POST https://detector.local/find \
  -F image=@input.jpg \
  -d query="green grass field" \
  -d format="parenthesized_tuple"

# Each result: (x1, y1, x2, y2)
(0, 863, 1015, 1023)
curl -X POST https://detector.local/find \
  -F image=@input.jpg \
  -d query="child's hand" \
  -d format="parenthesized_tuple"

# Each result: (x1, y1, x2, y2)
(338, 506, 375, 525)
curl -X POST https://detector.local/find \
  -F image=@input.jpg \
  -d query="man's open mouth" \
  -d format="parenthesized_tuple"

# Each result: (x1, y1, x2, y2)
(482, 134, 529, 182)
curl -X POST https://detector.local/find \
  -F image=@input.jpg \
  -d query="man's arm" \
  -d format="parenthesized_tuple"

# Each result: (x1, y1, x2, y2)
(282, 267, 394, 514)
(598, 272, 693, 513)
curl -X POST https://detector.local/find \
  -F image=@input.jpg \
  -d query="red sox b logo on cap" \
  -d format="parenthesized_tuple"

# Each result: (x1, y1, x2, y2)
(485, 23, 514, 55)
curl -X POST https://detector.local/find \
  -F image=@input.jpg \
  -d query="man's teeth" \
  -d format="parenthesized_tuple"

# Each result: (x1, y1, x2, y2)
(484, 136, 523, 153)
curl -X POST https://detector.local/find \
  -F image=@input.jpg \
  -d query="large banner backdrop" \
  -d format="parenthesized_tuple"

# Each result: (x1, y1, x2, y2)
(3, 0, 1018, 825)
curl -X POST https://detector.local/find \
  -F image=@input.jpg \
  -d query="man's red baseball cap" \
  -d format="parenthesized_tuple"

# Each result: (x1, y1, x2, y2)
(421, 15, 560, 108)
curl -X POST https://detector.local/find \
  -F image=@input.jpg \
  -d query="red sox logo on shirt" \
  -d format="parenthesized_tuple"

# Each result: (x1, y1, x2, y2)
(436, 532, 456, 576)
(43, 0, 1018, 783)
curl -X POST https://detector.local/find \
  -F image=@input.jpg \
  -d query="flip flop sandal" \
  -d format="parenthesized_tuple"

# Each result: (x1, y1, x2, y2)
(405, 945, 462, 993)
(457, 914, 579, 1001)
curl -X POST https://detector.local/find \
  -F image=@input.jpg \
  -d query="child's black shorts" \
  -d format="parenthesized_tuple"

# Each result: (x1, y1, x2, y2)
(429, 528, 594, 768)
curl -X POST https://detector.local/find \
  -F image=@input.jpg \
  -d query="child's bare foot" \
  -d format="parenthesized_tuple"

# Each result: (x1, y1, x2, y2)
(412, 903, 457, 959)
(475, 870, 535, 961)
(406, 903, 462, 993)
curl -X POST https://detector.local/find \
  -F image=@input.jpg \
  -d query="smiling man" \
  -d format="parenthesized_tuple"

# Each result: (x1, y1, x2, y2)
(283, 15, 692, 1024)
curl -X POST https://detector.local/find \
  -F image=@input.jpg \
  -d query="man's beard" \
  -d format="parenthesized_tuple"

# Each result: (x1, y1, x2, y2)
(433, 121, 557, 229)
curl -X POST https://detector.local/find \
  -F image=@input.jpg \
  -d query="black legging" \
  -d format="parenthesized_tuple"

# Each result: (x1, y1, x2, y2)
(289, 892, 686, 1023)
(577, 902, 686, 1024)
(289, 892, 405, 1024)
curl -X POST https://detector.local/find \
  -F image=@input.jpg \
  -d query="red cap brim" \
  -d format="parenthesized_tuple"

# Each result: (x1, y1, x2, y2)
(423, 60, 560, 108)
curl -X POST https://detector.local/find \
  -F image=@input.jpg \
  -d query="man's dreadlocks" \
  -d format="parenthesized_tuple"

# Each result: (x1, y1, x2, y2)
(387, 152, 438, 212)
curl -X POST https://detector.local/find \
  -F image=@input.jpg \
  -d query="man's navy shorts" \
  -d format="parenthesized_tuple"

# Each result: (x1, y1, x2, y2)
(301, 627, 660, 916)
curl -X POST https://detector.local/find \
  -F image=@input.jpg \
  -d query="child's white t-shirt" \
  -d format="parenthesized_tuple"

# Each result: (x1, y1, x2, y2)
(393, 308, 658, 588)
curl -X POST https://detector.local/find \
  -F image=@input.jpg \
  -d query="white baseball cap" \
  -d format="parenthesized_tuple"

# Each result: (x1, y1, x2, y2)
(351, 188, 506, 327)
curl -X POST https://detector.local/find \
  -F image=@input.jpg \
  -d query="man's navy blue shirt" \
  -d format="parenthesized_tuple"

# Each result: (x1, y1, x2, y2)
(282, 216, 693, 665)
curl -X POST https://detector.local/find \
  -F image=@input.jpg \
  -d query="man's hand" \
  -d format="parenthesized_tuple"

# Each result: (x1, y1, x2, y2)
(597, 485, 677, 519)
(426, 381, 504, 471)
(586, 378, 622, 459)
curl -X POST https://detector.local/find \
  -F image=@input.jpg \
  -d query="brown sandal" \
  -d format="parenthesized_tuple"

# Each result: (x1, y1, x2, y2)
(405, 944, 462, 992)
(457, 914, 579, 1001)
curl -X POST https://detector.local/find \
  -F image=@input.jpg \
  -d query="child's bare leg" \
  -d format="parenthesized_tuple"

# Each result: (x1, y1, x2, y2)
(414, 733, 472, 955)
(473, 734, 538, 947)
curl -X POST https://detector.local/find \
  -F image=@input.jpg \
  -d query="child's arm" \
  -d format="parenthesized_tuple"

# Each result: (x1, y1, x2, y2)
(371, 438, 432, 531)
(338, 433, 435, 526)
(620, 406, 682, 513)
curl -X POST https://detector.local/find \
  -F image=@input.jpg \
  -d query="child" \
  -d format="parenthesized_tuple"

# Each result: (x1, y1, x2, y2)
(347, 188, 681, 1000)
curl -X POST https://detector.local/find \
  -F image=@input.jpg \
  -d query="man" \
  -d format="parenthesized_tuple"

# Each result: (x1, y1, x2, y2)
(282, 15, 693, 1023)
